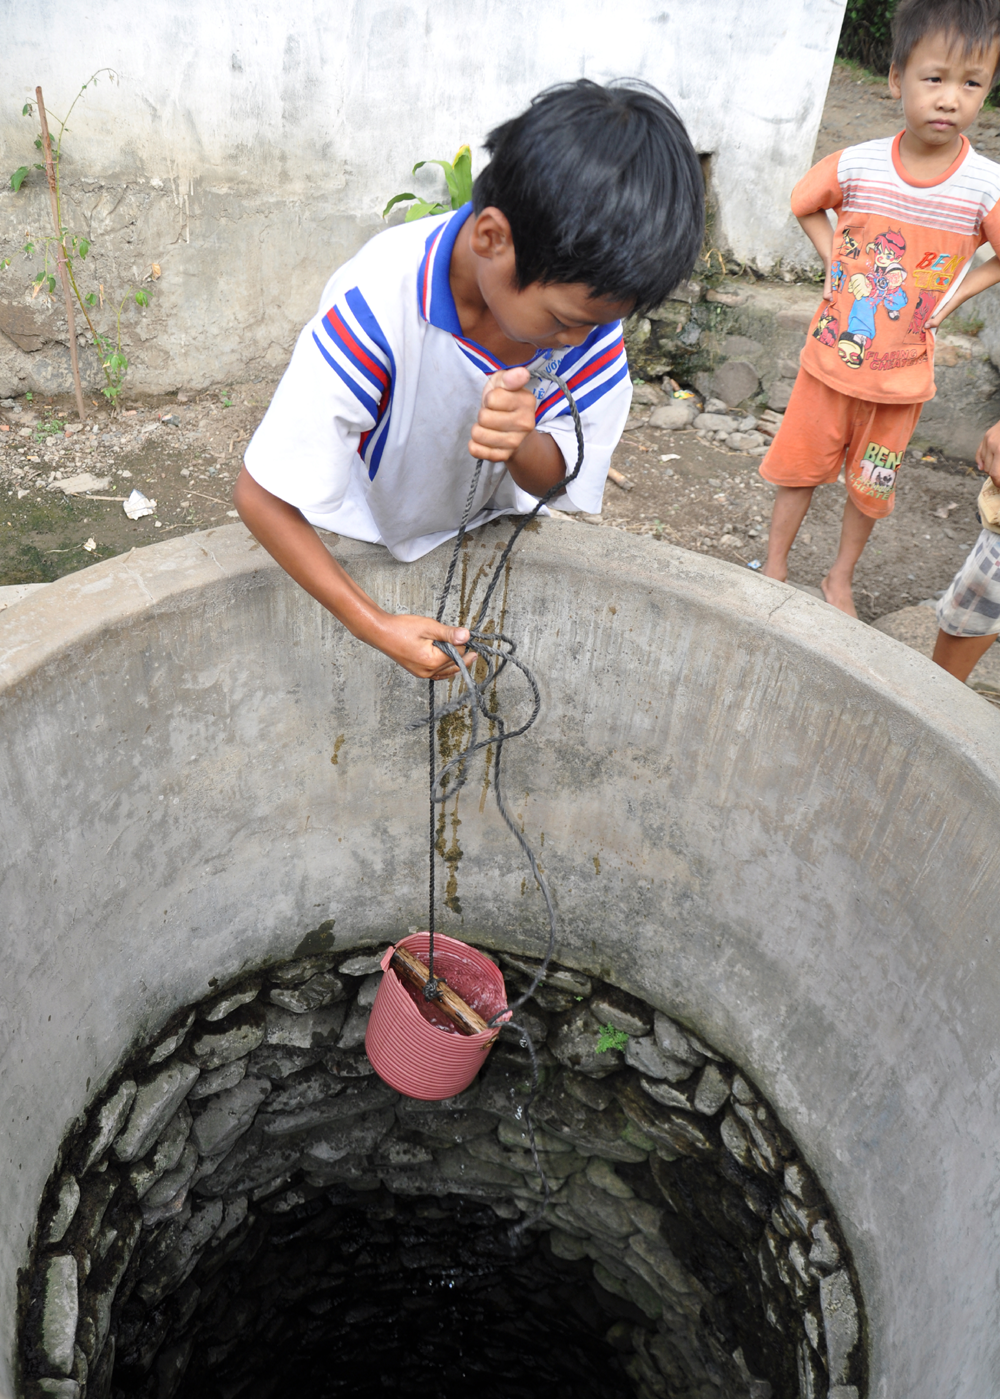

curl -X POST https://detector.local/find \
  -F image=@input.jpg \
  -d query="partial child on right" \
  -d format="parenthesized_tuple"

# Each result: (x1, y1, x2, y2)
(760, 0, 1000, 616)
(932, 415, 1000, 685)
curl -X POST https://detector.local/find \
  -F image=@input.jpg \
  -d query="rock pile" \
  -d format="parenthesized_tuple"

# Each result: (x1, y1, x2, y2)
(19, 946, 865, 1399)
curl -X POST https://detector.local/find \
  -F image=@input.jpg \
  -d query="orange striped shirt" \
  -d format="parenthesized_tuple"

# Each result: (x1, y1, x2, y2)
(793, 132, 1000, 403)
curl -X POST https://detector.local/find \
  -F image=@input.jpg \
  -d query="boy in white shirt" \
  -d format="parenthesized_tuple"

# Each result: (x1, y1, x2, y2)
(236, 79, 703, 680)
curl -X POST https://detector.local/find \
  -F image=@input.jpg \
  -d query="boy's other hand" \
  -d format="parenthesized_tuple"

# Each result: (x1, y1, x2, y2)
(976, 420, 1000, 488)
(469, 366, 537, 462)
(375, 615, 474, 681)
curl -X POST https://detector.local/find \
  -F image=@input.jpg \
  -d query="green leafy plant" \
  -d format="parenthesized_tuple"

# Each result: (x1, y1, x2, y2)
(596, 1023, 629, 1054)
(33, 408, 67, 443)
(5, 72, 158, 412)
(383, 145, 472, 222)
(837, 0, 897, 74)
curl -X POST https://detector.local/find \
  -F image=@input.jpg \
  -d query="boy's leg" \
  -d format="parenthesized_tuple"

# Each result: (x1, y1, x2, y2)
(821, 496, 876, 617)
(758, 370, 849, 580)
(830, 398, 924, 617)
(932, 528, 1000, 681)
(761, 486, 814, 582)
(931, 629, 997, 682)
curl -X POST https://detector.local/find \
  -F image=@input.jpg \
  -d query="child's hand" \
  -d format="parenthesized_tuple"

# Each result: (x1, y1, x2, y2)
(374, 615, 475, 680)
(822, 263, 833, 302)
(469, 366, 537, 462)
(976, 420, 1000, 488)
(925, 291, 952, 330)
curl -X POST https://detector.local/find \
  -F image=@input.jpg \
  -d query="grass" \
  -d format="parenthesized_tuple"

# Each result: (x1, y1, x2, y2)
(833, 56, 887, 87)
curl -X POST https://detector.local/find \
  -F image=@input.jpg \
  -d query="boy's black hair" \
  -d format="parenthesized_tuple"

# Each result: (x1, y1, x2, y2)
(891, 0, 1000, 75)
(473, 79, 704, 314)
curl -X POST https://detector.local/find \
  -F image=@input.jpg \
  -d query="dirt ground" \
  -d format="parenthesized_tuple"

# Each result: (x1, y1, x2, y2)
(0, 62, 995, 652)
(0, 387, 263, 582)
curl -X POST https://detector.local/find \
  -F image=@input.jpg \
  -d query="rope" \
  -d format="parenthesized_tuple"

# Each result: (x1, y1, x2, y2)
(419, 367, 586, 1233)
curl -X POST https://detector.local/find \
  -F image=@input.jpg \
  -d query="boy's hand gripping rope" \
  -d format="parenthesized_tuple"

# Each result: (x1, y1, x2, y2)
(415, 367, 585, 1230)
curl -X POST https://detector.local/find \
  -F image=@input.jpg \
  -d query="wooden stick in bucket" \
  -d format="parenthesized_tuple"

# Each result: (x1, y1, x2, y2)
(390, 945, 490, 1036)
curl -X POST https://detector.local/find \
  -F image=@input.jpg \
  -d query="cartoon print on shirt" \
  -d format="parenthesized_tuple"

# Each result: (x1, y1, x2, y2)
(839, 227, 862, 259)
(912, 250, 962, 293)
(906, 288, 940, 338)
(901, 249, 967, 339)
(836, 228, 908, 369)
(813, 307, 839, 346)
(830, 260, 846, 294)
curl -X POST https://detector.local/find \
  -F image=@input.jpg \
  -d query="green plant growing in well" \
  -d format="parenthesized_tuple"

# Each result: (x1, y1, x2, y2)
(5, 72, 158, 412)
(596, 1023, 629, 1054)
(383, 145, 473, 222)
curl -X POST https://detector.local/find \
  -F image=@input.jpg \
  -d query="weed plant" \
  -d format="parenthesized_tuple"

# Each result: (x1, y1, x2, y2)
(4, 72, 158, 408)
(384, 146, 473, 221)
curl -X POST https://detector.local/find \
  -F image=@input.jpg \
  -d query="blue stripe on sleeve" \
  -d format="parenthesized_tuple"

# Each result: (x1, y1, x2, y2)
(345, 287, 398, 384)
(365, 412, 392, 480)
(319, 314, 388, 395)
(311, 329, 380, 419)
(552, 360, 630, 417)
(343, 288, 396, 481)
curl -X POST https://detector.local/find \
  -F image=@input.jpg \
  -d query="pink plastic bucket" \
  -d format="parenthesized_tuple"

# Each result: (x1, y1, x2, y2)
(365, 932, 509, 1100)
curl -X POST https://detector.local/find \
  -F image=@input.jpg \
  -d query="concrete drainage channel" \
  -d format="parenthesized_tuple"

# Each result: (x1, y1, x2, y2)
(2, 522, 1000, 1399)
(18, 952, 863, 1399)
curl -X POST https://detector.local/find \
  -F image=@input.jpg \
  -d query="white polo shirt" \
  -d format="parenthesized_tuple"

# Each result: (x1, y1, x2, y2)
(244, 203, 632, 562)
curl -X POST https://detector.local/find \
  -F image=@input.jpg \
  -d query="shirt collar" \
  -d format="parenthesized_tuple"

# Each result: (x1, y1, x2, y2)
(417, 202, 471, 333)
(891, 129, 970, 188)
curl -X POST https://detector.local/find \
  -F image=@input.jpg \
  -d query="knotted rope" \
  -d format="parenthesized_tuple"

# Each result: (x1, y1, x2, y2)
(415, 367, 585, 1228)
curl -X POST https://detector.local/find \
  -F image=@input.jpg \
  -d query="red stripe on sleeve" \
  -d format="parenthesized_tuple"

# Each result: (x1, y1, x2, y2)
(326, 307, 390, 389)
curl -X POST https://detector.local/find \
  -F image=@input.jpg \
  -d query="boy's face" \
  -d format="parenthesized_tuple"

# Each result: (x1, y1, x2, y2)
(889, 33, 1000, 149)
(485, 275, 633, 352)
(469, 208, 633, 350)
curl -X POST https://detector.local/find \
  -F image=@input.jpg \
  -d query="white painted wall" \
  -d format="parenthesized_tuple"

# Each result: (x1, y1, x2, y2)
(0, 0, 846, 391)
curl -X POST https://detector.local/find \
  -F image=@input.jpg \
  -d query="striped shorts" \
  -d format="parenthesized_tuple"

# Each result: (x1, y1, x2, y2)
(936, 528, 1000, 637)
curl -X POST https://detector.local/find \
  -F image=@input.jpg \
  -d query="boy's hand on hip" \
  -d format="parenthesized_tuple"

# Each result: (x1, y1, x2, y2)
(374, 614, 474, 681)
(469, 366, 537, 462)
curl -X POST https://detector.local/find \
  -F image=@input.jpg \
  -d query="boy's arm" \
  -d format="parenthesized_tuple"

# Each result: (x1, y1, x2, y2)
(233, 469, 472, 680)
(789, 151, 842, 301)
(797, 211, 836, 301)
(975, 418, 1000, 487)
(925, 256, 1000, 329)
(236, 367, 547, 679)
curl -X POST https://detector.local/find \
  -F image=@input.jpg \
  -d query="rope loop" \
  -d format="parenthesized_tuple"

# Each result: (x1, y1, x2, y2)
(420, 368, 585, 1229)
(425, 366, 584, 990)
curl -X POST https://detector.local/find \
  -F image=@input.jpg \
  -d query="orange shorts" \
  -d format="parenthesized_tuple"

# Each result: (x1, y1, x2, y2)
(759, 368, 923, 519)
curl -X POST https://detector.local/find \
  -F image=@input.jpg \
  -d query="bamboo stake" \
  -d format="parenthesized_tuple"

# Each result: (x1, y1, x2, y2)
(390, 945, 491, 1036)
(36, 86, 86, 425)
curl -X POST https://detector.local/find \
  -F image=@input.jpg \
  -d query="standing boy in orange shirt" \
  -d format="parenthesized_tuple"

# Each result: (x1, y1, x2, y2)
(761, 0, 1000, 616)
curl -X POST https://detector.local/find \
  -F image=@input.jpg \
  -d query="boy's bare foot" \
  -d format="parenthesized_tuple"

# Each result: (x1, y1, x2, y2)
(760, 561, 788, 582)
(821, 572, 858, 617)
